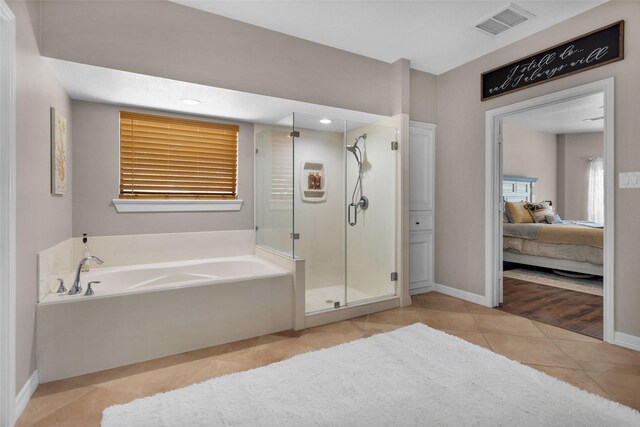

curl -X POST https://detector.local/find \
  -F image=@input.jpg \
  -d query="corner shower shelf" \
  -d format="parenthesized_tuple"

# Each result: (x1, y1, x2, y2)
(300, 161, 326, 202)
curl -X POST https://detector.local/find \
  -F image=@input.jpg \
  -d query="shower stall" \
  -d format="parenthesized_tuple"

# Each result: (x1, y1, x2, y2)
(256, 113, 398, 314)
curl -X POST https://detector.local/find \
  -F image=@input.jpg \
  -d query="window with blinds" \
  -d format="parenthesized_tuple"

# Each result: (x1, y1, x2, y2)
(119, 112, 239, 199)
(270, 131, 293, 201)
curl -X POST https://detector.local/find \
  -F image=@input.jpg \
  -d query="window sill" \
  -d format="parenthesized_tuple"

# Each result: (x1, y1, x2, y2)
(112, 199, 243, 213)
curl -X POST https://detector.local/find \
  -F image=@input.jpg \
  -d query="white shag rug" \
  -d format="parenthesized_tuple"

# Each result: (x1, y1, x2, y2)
(102, 324, 639, 427)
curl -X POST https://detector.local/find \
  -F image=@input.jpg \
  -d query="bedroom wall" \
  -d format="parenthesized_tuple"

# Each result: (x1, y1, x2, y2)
(10, 0, 73, 394)
(71, 101, 254, 237)
(502, 123, 557, 204)
(556, 132, 603, 221)
(436, 1, 640, 337)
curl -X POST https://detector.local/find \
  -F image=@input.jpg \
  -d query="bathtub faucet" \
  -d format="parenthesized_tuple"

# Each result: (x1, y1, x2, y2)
(69, 256, 104, 295)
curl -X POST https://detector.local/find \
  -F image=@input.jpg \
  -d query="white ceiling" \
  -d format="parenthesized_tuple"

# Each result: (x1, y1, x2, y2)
(503, 92, 604, 134)
(44, 58, 386, 131)
(171, 0, 606, 75)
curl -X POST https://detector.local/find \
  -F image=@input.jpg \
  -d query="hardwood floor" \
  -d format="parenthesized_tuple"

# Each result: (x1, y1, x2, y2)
(500, 277, 603, 340)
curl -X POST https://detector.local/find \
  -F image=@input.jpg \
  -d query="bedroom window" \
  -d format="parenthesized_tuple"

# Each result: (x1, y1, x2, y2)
(587, 157, 604, 223)
(119, 111, 239, 200)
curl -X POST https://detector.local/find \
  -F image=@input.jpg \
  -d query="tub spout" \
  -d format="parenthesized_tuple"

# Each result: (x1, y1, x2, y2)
(69, 256, 104, 295)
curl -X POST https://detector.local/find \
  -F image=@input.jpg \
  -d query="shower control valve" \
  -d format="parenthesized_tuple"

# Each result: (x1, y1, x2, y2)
(358, 196, 369, 210)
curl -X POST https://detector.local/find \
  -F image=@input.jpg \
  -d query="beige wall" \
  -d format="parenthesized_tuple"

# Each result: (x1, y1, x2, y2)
(72, 101, 254, 237)
(503, 123, 557, 203)
(390, 59, 411, 116)
(557, 132, 603, 220)
(10, 0, 73, 392)
(38, 0, 394, 117)
(409, 69, 438, 124)
(436, 1, 640, 336)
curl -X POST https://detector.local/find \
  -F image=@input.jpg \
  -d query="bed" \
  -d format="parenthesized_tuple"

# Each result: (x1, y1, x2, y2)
(502, 176, 603, 276)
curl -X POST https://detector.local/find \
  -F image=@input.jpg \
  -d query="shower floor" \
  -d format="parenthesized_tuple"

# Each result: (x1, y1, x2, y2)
(305, 285, 373, 313)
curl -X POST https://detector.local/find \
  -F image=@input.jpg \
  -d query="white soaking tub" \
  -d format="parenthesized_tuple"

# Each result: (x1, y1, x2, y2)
(39, 255, 290, 304)
(37, 255, 293, 382)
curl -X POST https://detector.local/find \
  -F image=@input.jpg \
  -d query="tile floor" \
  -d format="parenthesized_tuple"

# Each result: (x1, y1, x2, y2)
(17, 292, 640, 426)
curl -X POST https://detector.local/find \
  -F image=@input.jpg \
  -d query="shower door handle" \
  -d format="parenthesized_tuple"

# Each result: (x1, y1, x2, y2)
(348, 202, 357, 226)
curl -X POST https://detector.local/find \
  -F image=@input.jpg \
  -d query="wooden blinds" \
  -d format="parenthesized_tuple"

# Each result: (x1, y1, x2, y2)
(270, 131, 293, 200)
(119, 112, 239, 199)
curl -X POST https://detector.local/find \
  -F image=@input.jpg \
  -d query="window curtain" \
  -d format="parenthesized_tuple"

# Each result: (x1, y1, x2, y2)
(587, 157, 604, 224)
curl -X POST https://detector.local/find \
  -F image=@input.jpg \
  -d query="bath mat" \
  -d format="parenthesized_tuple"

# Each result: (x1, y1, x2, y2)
(504, 268, 603, 296)
(101, 323, 639, 426)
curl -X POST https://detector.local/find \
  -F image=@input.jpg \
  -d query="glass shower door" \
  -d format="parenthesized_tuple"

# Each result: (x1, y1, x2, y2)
(291, 113, 347, 313)
(255, 124, 294, 257)
(287, 113, 397, 313)
(345, 122, 397, 305)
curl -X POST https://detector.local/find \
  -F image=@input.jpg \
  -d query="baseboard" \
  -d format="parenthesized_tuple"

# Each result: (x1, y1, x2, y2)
(433, 283, 491, 307)
(613, 332, 640, 352)
(14, 370, 38, 423)
(409, 284, 434, 296)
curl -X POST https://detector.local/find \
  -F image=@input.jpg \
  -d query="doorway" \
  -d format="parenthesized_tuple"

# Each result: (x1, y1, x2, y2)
(485, 78, 615, 342)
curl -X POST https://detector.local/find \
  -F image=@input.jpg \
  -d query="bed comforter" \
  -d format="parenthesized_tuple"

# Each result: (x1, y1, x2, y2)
(503, 222, 603, 265)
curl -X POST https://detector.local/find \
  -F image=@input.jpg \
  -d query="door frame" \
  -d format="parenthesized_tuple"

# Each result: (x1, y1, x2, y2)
(484, 78, 615, 342)
(0, 0, 16, 425)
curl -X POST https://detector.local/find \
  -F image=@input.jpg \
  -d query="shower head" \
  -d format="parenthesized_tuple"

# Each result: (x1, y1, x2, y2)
(346, 145, 360, 164)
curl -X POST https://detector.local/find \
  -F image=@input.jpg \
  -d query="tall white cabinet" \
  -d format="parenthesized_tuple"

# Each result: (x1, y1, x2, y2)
(409, 121, 435, 295)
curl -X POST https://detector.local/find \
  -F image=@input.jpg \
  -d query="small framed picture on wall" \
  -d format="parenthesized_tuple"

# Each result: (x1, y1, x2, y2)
(51, 107, 67, 195)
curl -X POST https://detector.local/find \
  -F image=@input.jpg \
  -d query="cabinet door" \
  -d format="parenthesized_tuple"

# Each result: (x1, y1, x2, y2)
(409, 126, 434, 211)
(409, 231, 433, 289)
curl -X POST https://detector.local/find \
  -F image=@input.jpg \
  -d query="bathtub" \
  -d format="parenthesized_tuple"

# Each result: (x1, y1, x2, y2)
(40, 255, 290, 304)
(37, 254, 294, 382)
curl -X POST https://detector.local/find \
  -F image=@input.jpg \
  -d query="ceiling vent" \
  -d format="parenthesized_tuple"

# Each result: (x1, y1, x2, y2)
(475, 4, 535, 36)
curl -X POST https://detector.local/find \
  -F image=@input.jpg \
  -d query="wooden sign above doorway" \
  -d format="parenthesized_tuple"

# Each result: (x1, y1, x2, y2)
(481, 21, 624, 101)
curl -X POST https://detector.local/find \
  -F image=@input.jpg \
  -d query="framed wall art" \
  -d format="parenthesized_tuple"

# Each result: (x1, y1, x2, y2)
(51, 107, 67, 195)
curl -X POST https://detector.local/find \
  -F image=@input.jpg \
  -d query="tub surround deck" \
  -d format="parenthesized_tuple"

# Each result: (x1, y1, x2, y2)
(37, 266, 293, 383)
(36, 231, 294, 383)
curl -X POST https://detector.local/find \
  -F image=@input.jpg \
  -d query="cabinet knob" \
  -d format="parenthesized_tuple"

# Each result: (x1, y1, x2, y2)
(416, 221, 420, 225)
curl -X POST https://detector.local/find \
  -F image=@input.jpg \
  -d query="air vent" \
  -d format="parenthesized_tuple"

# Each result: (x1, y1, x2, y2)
(475, 4, 535, 36)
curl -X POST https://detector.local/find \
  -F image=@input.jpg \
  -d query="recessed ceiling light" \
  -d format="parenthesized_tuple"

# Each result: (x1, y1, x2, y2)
(181, 98, 201, 106)
(319, 119, 332, 124)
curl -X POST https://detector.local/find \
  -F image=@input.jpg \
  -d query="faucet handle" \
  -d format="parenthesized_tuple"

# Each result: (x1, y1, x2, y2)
(56, 278, 66, 294)
(85, 281, 100, 296)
